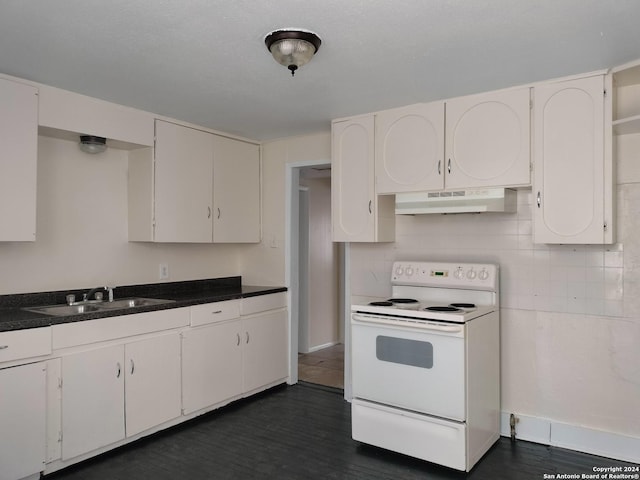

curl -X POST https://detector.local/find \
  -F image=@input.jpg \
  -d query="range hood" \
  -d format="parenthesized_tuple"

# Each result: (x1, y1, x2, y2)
(395, 188, 517, 215)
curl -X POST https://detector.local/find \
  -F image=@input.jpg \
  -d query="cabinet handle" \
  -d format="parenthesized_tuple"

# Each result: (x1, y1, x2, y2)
(447, 158, 451, 174)
(438, 160, 441, 175)
(536, 191, 541, 208)
(212, 310, 223, 315)
(245, 331, 250, 344)
(217, 208, 221, 219)
(116, 362, 121, 378)
(130, 359, 135, 375)
(236, 333, 241, 346)
(0, 345, 8, 350)
(207, 206, 211, 219)
(368, 200, 372, 214)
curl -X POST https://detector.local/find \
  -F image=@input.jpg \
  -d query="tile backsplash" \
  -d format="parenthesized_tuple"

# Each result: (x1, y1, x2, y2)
(350, 189, 627, 318)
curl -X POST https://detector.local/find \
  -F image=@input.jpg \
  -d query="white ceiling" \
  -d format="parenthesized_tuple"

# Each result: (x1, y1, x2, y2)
(1, 1, 640, 141)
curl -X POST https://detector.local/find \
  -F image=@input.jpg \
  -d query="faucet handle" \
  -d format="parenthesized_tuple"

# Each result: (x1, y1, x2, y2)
(105, 286, 115, 302)
(66, 294, 76, 305)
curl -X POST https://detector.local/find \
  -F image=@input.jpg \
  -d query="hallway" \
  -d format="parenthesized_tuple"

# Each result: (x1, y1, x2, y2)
(298, 343, 344, 389)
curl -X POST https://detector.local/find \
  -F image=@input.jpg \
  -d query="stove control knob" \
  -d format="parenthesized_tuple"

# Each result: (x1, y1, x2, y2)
(466, 268, 477, 280)
(454, 267, 465, 279)
(405, 266, 414, 277)
(478, 268, 489, 281)
(395, 266, 404, 276)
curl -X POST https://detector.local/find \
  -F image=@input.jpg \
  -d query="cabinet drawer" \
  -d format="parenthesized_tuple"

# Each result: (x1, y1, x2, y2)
(241, 292, 287, 316)
(191, 300, 240, 326)
(0, 327, 52, 364)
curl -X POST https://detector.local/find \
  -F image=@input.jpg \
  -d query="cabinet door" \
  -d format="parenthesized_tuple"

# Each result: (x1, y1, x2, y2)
(154, 120, 214, 242)
(212, 136, 261, 243)
(0, 78, 38, 242)
(533, 76, 609, 244)
(445, 88, 531, 189)
(182, 320, 243, 414)
(242, 309, 288, 393)
(62, 345, 125, 460)
(376, 102, 445, 193)
(0, 362, 46, 480)
(125, 333, 182, 437)
(331, 116, 395, 242)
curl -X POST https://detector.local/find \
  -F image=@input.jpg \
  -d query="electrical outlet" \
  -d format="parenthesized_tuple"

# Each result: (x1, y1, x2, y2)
(159, 263, 169, 280)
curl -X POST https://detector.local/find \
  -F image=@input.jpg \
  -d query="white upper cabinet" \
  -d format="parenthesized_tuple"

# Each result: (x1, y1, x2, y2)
(154, 120, 214, 243)
(0, 77, 38, 242)
(332, 115, 395, 242)
(375, 102, 445, 193)
(212, 135, 261, 243)
(445, 87, 531, 189)
(533, 74, 613, 244)
(130, 119, 261, 243)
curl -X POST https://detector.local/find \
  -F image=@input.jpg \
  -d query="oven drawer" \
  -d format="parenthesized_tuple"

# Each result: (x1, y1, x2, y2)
(351, 318, 465, 421)
(352, 399, 466, 471)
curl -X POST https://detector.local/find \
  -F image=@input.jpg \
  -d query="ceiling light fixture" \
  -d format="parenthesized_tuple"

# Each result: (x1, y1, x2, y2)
(79, 135, 107, 154)
(265, 29, 321, 76)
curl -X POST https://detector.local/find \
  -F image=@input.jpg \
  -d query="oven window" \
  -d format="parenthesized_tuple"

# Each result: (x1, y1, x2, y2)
(376, 336, 433, 368)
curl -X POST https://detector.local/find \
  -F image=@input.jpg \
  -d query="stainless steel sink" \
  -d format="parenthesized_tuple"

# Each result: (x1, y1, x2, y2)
(23, 297, 174, 316)
(98, 297, 174, 309)
(24, 303, 105, 316)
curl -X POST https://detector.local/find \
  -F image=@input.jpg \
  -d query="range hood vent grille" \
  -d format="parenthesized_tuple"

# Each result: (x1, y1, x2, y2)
(395, 188, 517, 215)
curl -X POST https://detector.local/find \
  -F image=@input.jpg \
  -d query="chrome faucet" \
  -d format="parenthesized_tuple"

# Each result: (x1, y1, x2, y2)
(82, 286, 115, 303)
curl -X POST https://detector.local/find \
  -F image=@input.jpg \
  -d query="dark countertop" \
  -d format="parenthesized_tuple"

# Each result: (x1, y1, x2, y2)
(0, 277, 287, 332)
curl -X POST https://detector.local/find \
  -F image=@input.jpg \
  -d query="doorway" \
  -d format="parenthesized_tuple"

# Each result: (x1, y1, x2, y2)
(285, 161, 349, 395)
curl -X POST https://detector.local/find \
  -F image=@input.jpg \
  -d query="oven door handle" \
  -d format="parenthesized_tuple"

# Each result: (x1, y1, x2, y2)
(352, 314, 463, 333)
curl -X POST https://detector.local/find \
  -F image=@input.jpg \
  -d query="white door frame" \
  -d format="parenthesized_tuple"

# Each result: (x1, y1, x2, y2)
(285, 160, 351, 400)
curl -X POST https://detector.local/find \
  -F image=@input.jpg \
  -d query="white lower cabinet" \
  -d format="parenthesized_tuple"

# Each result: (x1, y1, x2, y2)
(0, 362, 47, 480)
(182, 320, 244, 414)
(61, 333, 181, 460)
(182, 294, 288, 414)
(242, 310, 288, 393)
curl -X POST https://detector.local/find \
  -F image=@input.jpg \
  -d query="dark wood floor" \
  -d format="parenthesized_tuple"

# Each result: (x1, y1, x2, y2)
(47, 383, 637, 480)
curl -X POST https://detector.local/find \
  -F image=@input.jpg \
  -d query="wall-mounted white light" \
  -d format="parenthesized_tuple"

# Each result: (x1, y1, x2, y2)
(79, 135, 107, 154)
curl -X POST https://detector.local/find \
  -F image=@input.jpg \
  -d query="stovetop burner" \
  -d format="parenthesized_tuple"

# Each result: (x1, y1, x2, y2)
(450, 303, 476, 309)
(369, 301, 394, 307)
(424, 306, 462, 312)
(388, 298, 419, 304)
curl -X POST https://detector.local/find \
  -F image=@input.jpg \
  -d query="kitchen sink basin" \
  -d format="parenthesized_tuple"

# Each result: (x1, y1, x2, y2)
(23, 297, 175, 316)
(98, 297, 175, 309)
(24, 303, 105, 316)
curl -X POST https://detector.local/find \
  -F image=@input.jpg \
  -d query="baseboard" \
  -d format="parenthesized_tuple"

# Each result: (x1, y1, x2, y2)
(500, 412, 640, 464)
(307, 341, 339, 353)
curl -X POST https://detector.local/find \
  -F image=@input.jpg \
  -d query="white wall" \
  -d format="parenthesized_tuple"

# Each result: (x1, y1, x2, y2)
(0, 135, 242, 294)
(240, 132, 331, 286)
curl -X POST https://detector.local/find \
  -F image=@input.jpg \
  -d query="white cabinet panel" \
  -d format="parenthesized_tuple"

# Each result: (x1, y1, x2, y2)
(0, 362, 46, 480)
(0, 77, 38, 242)
(154, 120, 214, 243)
(61, 331, 182, 460)
(213, 135, 261, 243)
(182, 320, 243, 414)
(446, 88, 531, 189)
(242, 309, 288, 393)
(533, 75, 611, 244)
(62, 345, 125, 460)
(331, 116, 395, 242)
(376, 102, 444, 193)
(125, 334, 182, 437)
(182, 298, 288, 413)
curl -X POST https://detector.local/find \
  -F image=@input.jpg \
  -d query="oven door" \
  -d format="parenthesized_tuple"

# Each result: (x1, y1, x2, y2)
(351, 313, 465, 421)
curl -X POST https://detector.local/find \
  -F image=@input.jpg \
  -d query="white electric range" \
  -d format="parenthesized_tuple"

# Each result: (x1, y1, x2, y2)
(350, 261, 501, 472)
